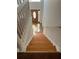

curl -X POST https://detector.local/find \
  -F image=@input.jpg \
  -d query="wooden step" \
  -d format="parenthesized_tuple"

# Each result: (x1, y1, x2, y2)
(26, 32, 57, 52)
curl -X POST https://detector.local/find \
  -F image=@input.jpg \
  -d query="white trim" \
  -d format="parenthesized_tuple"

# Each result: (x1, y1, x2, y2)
(43, 33, 61, 52)
(25, 35, 33, 50)
(21, 35, 33, 52)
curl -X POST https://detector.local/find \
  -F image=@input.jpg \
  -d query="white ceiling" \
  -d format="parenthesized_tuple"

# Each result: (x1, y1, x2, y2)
(29, 2, 41, 9)
(29, 0, 40, 2)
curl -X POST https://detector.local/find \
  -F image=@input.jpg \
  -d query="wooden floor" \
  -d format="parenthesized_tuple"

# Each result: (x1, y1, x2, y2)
(26, 32, 57, 52)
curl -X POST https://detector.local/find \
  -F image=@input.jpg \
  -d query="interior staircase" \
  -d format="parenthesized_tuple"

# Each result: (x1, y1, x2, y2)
(26, 32, 57, 52)
(17, 32, 61, 59)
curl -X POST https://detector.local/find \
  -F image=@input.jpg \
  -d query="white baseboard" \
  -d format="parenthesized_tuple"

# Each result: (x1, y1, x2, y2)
(43, 33, 61, 52)
(25, 35, 33, 50)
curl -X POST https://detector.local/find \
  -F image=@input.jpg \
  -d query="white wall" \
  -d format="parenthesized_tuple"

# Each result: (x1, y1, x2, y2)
(42, 0, 61, 52)
(40, 0, 44, 23)
(21, 16, 33, 52)
(17, 1, 33, 52)
(43, 27, 61, 52)
(43, 0, 61, 27)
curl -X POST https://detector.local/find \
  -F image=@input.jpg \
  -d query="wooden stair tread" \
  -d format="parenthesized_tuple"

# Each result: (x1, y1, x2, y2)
(26, 32, 57, 52)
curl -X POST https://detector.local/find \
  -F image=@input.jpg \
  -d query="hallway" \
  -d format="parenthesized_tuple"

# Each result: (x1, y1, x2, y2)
(26, 32, 57, 52)
(17, 0, 61, 59)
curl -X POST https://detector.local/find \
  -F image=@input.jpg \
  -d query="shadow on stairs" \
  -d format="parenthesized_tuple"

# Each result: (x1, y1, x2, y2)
(17, 52, 61, 59)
